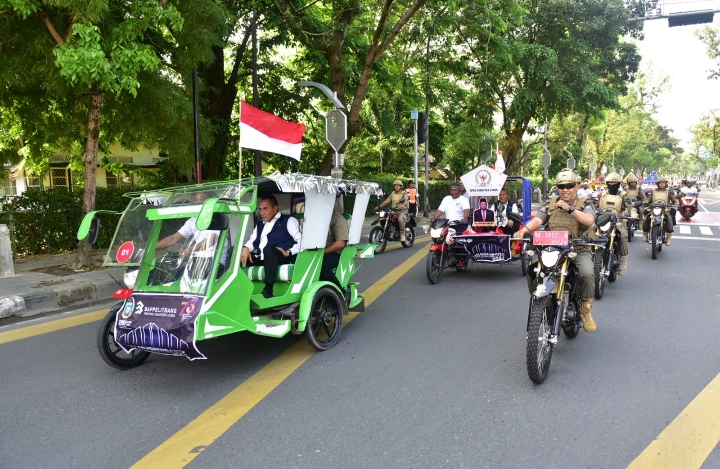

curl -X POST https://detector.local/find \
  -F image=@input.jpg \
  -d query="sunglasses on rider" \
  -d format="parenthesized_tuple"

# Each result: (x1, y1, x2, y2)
(556, 183, 575, 190)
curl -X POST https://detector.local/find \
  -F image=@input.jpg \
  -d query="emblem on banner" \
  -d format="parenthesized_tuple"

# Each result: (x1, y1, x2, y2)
(475, 169, 492, 186)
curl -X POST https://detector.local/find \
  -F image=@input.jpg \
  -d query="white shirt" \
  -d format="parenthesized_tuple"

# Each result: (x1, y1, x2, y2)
(178, 218, 228, 265)
(438, 195, 470, 222)
(244, 212, 302, 260)
(577, 188, 592, 198)
(680, 186, 698, 197)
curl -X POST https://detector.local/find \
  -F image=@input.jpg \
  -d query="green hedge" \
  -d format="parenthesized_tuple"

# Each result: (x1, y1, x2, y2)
(0, 186, 135, 257)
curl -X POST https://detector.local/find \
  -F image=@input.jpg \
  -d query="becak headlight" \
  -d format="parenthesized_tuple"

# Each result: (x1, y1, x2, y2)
(540, 250, 560, 268)
(652, 207, 662, 216)
(123, 269, 139, 290)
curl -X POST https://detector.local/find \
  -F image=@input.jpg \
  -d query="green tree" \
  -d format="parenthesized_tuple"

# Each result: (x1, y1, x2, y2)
(0, 0, 191, 266)
(460, 0, 642, 174)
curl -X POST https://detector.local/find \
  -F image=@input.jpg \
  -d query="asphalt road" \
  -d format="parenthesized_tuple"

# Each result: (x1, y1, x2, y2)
(2, 191, 720, 469)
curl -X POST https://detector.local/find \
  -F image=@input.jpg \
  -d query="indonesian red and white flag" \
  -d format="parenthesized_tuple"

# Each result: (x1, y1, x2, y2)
(239, 102, 306, 160)
(494, 142, 506, 174)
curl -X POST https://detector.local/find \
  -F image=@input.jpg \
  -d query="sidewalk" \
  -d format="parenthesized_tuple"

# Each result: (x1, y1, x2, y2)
(0, 214, 434, 320)
(0, 252, 126, 320)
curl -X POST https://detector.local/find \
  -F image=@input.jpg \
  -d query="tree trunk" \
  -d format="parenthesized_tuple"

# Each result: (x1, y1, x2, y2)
(72, 85, 102, 269)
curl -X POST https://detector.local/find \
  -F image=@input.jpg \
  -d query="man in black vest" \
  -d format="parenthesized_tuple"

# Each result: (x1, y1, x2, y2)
(492, 188, 520, 235)
(241, 195, 302, 298)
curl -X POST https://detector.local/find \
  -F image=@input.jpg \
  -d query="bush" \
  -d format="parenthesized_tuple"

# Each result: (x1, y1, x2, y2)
(0, 185, 139, 257)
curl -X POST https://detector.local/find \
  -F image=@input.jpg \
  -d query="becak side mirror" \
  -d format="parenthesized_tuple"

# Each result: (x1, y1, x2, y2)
(87, 217, 101, 246)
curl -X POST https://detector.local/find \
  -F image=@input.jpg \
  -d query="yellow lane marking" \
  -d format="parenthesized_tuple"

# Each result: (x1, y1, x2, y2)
(131, 243, 430, 469)
(0, 309, 109, 345)
(627, 372, 720, 469)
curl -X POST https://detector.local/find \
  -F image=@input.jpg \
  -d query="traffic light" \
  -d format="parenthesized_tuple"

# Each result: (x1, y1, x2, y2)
(417, 112, 429, 143)
(668, 11, 714, 27)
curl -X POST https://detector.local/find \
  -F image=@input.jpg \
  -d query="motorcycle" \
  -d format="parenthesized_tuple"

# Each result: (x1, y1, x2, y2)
(646, 202, 669, 259)
(523, 215, 610, 384)
(425, 220, 467, 283)
(425, 213, 524, 284)
(592, 212, 630, 299)
(625, 199, 643, 243)
(679, 193, 698, 221)
(369, 208, 415, 254)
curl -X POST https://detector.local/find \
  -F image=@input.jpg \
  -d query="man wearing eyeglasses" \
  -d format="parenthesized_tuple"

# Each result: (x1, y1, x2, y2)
(513, 168, 599, 332)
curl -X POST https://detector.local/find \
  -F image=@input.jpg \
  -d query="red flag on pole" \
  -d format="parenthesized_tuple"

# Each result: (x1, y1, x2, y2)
(239, 102, 306, 160)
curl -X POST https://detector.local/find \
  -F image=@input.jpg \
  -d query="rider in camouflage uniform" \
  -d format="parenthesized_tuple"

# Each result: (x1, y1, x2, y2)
(599, 172, 636, 276)
(642, 176, 677, 246)
(514, 168, 599, 332)
(376, 180, 409, 242)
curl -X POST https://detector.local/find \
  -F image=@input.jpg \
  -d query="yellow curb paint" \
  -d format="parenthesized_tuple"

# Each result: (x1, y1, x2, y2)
(627, 372, 720, 469)
(0, 309, 109, 345)
(131, 243, 430, 469)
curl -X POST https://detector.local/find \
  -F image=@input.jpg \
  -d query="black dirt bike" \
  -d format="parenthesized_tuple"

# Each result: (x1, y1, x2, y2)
(523, 214, 610, 384)
(646, 202, 669, 260)
(369, 208, 415, 254)
(592, 212, 630, 299)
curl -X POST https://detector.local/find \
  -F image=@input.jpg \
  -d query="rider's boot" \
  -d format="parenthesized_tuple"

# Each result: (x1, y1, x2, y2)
(618, 255, 628, 276)
(665, 232, 672, 246)
(580, 300, 597, 332)
(400, 232, 406, 242)
(642, 231, 648, 243)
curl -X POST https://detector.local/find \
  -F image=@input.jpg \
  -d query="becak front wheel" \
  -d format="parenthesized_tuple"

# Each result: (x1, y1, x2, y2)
(97, 302, 150, 370)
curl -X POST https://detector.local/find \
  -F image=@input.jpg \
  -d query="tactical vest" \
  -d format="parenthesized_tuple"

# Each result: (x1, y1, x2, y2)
(547, 197, 590, 237)
(650, 189, 669, 204)
(599, 193, 623, 215)
(624, 187, 642, 200)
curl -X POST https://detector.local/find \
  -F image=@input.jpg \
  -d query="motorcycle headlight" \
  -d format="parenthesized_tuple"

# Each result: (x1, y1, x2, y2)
(430, 227, 443, 238)
(447, 227, 456, 244)
(598, 222, 611, 232)
(540, 250, 560, 268)
(379, 210, 387, 217)
(652, 207, 662, 216)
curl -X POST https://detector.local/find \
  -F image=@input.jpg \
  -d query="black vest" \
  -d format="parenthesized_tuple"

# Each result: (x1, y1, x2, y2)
(252, 214, 295, 254)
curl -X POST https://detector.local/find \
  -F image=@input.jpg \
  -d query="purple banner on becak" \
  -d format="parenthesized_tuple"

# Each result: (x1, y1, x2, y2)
(114, 293, 206, 360)
(454, 234, 512, 262)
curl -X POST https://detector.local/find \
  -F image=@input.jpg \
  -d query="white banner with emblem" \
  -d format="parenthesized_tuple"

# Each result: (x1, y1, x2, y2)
(460, 165, 508, 197)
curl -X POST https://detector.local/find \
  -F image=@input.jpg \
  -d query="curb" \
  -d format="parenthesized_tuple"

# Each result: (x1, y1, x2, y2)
(0, 277, 122, 319)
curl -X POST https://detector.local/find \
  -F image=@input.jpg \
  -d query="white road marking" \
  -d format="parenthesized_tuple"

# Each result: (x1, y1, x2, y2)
(672, 236, 720, 242)
(679, 226, 691, 234)
(700, 226, 714, 236)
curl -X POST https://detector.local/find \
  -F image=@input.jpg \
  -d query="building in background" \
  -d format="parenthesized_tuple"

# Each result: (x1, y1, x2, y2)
(1, 143, 166, 198)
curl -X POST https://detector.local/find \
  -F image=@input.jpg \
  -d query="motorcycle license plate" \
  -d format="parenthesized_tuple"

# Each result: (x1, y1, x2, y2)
(533, 231, 569, 246)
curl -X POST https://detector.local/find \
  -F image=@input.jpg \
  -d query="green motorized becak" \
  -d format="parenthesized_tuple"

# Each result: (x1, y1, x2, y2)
(78, 173, 380, 369)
